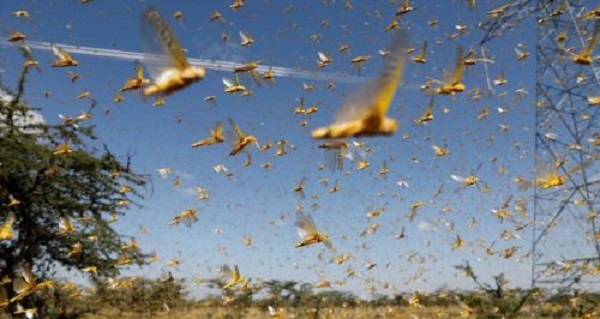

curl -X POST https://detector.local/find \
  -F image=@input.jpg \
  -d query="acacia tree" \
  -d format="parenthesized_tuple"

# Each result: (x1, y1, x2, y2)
(0, 64, 149, 317)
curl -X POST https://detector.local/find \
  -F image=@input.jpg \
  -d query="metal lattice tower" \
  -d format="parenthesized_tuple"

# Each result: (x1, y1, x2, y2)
(532, 0, 600, 291)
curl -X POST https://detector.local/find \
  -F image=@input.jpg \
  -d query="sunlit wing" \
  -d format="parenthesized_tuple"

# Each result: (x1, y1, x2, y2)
(451, 174, 466, 183)
(234, 265, 241, 279)
(334, 33, 408, 124)
(223, 78, 234, 87)
(214, 121, 224, 138)
(12, 277, 31, 296)
(228, 118, 246, 139)
(52, 45, 71, 60)
(135, 60, 145, 80)
(318, 52, 328, 61)
(295, 211, 317, 238)
(141, 7, 189, 70)
(452, 46, 464, 84)
(21, 267, 36, 287)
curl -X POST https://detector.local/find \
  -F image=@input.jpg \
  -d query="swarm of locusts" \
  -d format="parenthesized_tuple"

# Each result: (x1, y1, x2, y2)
(3, 1, 600, 317)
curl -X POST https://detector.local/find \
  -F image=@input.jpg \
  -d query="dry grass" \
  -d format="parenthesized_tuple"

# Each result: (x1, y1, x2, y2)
(79, 305, 562, 319)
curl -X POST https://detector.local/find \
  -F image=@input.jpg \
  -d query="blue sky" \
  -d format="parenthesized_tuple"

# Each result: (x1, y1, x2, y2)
(0, 0, 547, 298)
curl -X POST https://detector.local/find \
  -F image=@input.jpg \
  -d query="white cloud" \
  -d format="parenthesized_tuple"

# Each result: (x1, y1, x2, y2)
(0, 89, 46, 135)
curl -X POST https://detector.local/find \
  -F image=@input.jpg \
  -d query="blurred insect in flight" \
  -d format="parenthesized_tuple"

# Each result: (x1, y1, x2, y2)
(170, 209, 198, 227)
(192, 121, 224, 148)
(396, 0, 414, 15)
(451, 163, 484, 192)
(222, 75, 247, 94)
(536, 161, 592, 189)
(415, 96, 435, 125)
(435, 46, 465, 95)
(119, 60, 150, 93)
(0, 212, 16, 241)
(221, 265, 245, 290)
(312, 32, 409, 139)
(411, 40, 427, 64)
(140, 7, 205, 97)
(228, 118, 260, 156)
(294, 211, 332, 249)
(317, 52, 333, 68)
(567, 19, 599, 65)
(293, 177, 307, 200)
(11, 265, 54, 303)
(51, 45, 78, 67)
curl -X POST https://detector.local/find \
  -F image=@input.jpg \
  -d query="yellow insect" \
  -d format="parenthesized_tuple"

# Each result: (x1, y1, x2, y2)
(57, 217, 76, 235)
(294, 211, 332, 249)
(153, 97, 165, 106)
(67, 242, 83, 258)
(452, 173, 479, 187)
(536, 161, 590, 189)
(261, 66, 275, 80)
(239, 31, 254, 47)
(222, 265, 245, 290)
(51, 45, 78, 67)
(268, 306, 284, 319)
(408, 291, 422, 307)
(312, 32, 409, 139)
(411, 40, 427, 64)
(396, 0, 414, 16)
(339, 43, 349, 53)
(210, 10, 224, 22)
(568, 19, 599, 65)
(0, 212, 16, 241)
(515, 46, 529, 61)
(114, 94, 124, 103)
(228, 118, 260, 156)
(119, 60, 150, 93)
(432, 144, 450, 156)
(293, 177, 307, 200)
(451, 234, 464, 250)
(7, 31, 26, 42)
(243, 235, 252, 247)
(582, 7, 600, 20)
(12, 11, 30, 18)
(493, 70, 508, 86)
(11, 265, 54, 303)
(170, 209, 198, 227)
(222, 75, 246, 94)
(140, 7, 205, 96)
(234, 60, 261, 73)
(275, 140, 288, 156)
(415, 96, 435, 125)
(229, 0, 245, 10)
(451, 163, 482, 191)
(379, 160, 389, 175)
(385, 19, 399, 31)
(192, 121, 224, 148)
(317, 52, 333, 68)
(487, 4, 510, 18)
(436, 46, 465, 95)
(350, 54, 371, 75)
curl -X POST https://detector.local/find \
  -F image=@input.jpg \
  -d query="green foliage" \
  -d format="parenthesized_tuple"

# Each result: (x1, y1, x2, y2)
(0, 65, 149, 317)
